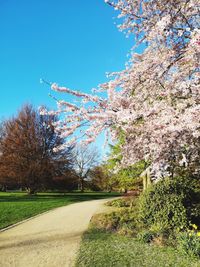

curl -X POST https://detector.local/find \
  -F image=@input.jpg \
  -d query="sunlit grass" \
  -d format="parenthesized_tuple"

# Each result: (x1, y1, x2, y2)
(0, 191, 120, 229)
(76, 228, 200, 267)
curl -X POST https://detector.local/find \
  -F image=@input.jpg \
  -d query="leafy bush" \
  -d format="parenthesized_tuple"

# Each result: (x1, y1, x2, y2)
(137, 230, 154, 243)
(91, 208, 138, 235)
(138, 176, 198, 233)
(191, 202, 200, 226)
(106, 197, 135, 208)
(91, 176, 200, 248)
(91, 212, 120, 231)
(149, 222, 169, 236)
(117, 223, 136, 236)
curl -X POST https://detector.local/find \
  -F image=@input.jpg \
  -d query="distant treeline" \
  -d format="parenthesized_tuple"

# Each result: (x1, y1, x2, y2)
(0, 104, 78, 194)
(0, 104, 114, 194)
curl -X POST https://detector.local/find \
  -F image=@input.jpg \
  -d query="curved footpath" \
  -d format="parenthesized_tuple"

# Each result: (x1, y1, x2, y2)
(0, 198, 111, 267)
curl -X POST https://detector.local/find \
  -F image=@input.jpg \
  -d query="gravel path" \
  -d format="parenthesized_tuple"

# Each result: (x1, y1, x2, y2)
(0, 198, 111, 267)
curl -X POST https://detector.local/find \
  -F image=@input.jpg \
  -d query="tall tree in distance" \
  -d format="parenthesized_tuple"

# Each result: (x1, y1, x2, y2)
(0, 120, 12, 191)
(72, 145, 99, 192)
(89, 164, 118, 192)
(0, 104, 73, 194)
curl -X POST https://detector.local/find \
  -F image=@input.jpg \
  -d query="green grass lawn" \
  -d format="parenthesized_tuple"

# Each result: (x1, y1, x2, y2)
(0, 191, 120, 229)
(75, 228, 200, 267)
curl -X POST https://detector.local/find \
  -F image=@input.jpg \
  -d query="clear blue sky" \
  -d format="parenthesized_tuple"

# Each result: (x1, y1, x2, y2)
(0, 0, 134, 155)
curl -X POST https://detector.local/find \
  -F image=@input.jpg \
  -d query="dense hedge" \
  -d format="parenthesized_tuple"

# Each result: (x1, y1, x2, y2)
(138, 176, 199, 233)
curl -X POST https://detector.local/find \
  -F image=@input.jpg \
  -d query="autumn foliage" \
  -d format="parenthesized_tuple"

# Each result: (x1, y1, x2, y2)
(0, 105, 75, 193)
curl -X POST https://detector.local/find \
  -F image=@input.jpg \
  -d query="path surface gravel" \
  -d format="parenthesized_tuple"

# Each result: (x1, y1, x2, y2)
(0, 198, 111, 267)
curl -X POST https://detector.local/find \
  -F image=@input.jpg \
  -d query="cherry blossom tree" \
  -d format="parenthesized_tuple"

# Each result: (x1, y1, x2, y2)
(41, 0, 200, 179)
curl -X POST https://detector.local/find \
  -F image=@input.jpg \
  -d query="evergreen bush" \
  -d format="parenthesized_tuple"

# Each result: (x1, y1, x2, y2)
(138, 176, 198, 233)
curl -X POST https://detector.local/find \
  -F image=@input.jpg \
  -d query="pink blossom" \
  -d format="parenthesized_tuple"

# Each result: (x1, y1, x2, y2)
(44, 0, 200, 179)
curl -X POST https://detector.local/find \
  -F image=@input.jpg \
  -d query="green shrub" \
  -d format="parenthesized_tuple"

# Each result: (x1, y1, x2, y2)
(177, 230, 200, 258)
(149, 222, 169, 236)
(117, 223, 136, 236)
(191, 203, 200, 226)
(138, 176, 198, 233)
(91, 208, 138, 234)
(91, 212, 120, 231)
(106, 197, 135, 208)
(137, 230, 154, 243)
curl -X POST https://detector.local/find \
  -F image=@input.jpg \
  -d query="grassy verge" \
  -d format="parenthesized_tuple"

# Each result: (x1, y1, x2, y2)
(75, 228, 200, 267)
(0, 191, 120, 229)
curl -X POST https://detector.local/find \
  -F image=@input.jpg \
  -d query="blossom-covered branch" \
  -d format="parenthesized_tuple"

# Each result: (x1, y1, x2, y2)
(42, 0, 200, 179)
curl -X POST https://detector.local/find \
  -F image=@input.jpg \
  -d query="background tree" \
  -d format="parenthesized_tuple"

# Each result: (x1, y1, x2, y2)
(0, 104, 73, 194)
(0, 120, 5, 141)
(106, 133, 145, 192)
(88, 164, 116, 192)
(72, 145, 100, 192)
(51, 170, 78, 192)
(0, 121, 7, 191)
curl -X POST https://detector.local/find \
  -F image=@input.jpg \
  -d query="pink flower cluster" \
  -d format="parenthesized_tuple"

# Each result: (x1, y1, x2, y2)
(43, 0, 200, 179)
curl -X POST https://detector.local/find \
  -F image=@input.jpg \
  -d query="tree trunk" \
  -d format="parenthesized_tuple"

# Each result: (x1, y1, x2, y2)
(79, 177, 84, 192)
(1, 185, 7, 192)
(143, 175, 147, 191)
(142, 166, 151, 191)
(28, 187, 37, 195)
